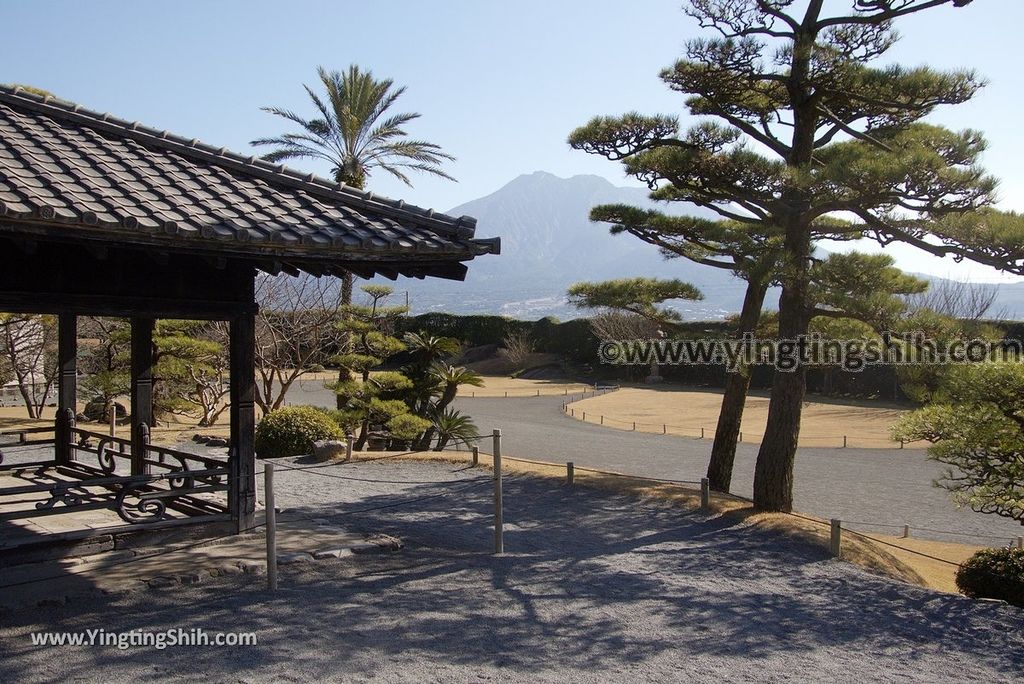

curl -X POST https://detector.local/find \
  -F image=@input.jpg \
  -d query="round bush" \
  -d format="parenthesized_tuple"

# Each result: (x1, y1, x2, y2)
(255, 406, 342, 459)
(955, 547, 1024, 607)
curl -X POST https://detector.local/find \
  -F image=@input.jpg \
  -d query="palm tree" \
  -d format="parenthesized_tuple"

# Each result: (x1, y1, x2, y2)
(413, 362, 483, 450)
(252, 64, 455, 190)
(252, 64, 456, 304)
(431, 408, 479, 452)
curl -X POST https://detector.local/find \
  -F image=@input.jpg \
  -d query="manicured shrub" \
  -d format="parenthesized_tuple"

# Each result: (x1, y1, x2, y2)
(387, 413, 431, 441)
(955, 547, 1024, 606)
(255, 406, 342, 459)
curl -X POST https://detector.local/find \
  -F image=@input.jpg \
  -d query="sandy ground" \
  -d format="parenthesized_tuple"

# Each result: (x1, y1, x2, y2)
(567, 384, 925, 449)
(0, 459, 1020, 683)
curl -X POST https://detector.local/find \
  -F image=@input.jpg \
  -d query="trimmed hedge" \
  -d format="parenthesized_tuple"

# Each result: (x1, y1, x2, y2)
(255, 406, 343, 459)
(956, 547, 1024, 607)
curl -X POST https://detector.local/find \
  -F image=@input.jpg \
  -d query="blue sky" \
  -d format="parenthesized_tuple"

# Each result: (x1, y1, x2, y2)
(3, 0, 1022, 281)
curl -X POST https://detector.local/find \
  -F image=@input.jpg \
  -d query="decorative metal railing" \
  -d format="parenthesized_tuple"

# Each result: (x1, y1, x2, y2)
(0, 425, 230, 525)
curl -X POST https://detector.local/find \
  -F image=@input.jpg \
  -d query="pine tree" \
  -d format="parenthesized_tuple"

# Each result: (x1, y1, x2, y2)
(570, 0, 1024, 510)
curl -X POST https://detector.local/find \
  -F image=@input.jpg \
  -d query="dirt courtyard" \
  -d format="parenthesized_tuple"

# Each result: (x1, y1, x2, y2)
(567, 385, 925, 449)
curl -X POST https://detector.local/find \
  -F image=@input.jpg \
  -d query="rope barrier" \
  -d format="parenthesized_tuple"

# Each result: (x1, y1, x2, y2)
(0, 464, 501, 591)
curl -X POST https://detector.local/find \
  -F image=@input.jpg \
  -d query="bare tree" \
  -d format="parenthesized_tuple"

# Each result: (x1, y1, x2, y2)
(588, 311, 661, 341)
(0, 313, 58, 418)
(254, 274, 345, 414)
(905, 278, 1004, 322)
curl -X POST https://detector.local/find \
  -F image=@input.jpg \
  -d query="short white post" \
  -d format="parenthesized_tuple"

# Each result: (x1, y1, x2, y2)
(830, 519, 842, 558)
(345, 433, 354, 460)
(108, 403, 116, 437)
(472, 445, 479, 466)
(265, 462, 278, 591)
(492, 429, 503, 554)
(902, 524, 910, 539)
(566, 461, 574, 486)
(700, 477, 710, 511)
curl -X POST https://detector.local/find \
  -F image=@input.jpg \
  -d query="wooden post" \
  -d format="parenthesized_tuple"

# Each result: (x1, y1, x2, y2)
(843, 435, 848, 448)
(471, 446, 479, 466)
(902, 524, 910, 539)
(1016, 536, 1022, 550)
(739, 431, 743, 442)
(663, 424, 666, 434)
(600, 415, 604, 425)
(265, 462, 277, 591)
(230, 310, 257, 533)
(582, 411, 586, 421)
(345, 433, 354, 460)
(830, 519, 842, 557)
(130, 316, 154, 476)
(55, 313, 77, 465)
(492, 429, 503, 554)
(700, 427, 705, 439)
(632, 421, 636, 431)
(700, 477, 710, 511)
(566, 461, 574, 486)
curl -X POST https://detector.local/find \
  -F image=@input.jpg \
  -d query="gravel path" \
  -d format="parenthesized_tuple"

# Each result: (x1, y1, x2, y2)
(0, 459, 1021, 683)
(450, 395, 1024, 545)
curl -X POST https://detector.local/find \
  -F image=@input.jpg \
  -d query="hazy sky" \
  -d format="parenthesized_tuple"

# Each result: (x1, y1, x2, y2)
(3, 0, 1022, 282)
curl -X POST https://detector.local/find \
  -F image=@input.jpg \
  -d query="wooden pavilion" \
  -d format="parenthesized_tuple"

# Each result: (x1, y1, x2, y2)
(0, 85, 498, 539)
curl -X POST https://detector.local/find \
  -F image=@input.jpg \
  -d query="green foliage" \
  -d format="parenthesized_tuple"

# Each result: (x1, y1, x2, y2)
(255, 406, 343, 459)
(366, 398, 409, 424)
(431, 408, 480, 451)
(252, 64, 454, 189)
(955, 548, 1024, 607)
(386, 413, 431, 441)
(567, 278, 703, 325)
(893, 361, 1024, 523)
(809, 253, 928, 329)
(311, 407, 363, 435)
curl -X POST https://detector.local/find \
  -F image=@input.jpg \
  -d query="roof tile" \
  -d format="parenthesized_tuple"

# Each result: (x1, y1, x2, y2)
(0, 86, 499, 279)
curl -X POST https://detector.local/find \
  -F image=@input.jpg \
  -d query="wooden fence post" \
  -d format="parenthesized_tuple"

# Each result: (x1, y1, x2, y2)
(265, 462, 278, 592)
(345, 433, 354, 460)
(830, 519, 842, 557)
(700, 478, 710, 511)
(493, 429, 503, 554)
(566, 461, 574, 486)
(472, 446, 479, 466)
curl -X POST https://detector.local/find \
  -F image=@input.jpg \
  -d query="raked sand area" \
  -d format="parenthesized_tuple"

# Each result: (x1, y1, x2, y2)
(0, 459, 1021, 683)
(565, 384, 924, 449)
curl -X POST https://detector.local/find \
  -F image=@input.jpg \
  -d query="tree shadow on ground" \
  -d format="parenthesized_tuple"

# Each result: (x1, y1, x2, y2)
(0, 467, 1021, 682)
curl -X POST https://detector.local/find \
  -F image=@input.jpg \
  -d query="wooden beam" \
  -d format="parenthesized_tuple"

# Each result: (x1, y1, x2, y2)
(229, 310, 257, 533)
(55, 314, 77, 466)
(130, 317, 154, 476)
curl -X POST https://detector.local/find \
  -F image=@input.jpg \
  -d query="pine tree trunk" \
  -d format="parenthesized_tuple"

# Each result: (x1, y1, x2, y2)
(753, 260, 811, 512)
(706, 278, 768, 492)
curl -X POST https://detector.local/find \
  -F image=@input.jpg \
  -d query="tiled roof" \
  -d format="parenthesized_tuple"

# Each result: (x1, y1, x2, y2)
(0, 86, 499, 280)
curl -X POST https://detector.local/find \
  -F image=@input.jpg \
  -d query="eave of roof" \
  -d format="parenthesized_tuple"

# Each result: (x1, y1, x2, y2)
(0, 85, 500, 280)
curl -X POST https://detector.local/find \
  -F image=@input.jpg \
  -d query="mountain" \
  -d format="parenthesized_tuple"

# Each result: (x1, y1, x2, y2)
(386, 171, 1024, 321)
(394, 171, 751, 319)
